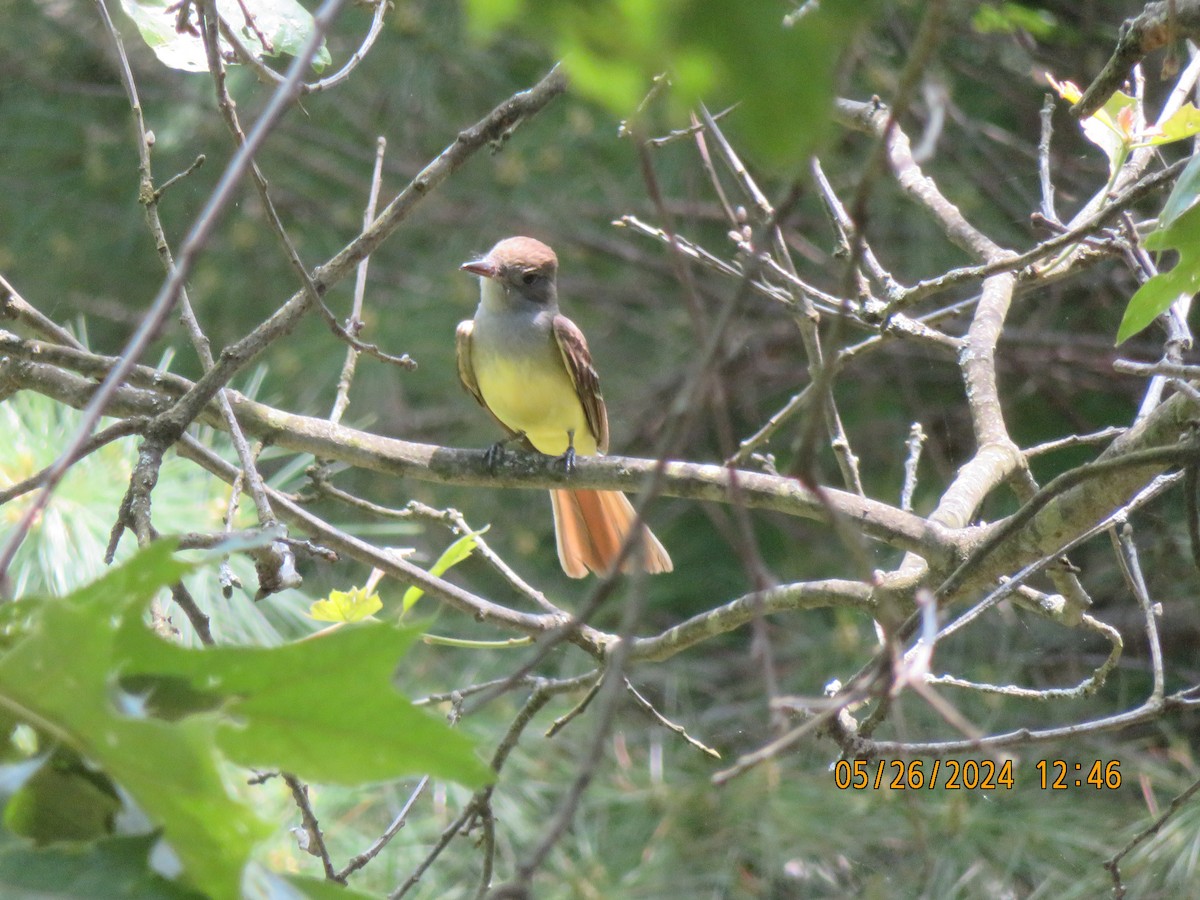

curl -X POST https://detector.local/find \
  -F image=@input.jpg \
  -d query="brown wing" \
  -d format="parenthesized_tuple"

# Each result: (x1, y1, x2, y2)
(455, 320, 485, 407)
(456, 319, 528, 444)
(552, 314, 610, 454)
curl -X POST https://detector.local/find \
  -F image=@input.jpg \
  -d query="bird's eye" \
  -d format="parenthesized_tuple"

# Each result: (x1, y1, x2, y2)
(521, 271, 538, 285)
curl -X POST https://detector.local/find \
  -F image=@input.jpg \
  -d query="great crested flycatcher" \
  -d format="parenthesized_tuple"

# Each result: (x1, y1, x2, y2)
(456, 236, 672, 578)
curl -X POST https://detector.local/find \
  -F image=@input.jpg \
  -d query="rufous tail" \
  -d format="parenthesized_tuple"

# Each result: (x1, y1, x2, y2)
(549, 489, 672, 578)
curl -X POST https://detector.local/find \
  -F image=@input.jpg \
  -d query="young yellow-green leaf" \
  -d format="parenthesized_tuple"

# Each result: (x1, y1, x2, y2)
(1049, 75, 1200, 174)
(1047, 74, 1137, 175)
(402, 530, 485, 614)
(309, 586, 383, 623)
(1145, 102, 1200, 145)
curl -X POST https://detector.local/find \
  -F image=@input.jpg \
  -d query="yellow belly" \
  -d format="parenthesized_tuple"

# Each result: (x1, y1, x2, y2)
(476, 356, 596, 457)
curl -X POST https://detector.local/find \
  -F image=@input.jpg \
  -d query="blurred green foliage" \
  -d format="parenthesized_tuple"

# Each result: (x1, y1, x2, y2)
(2, 0, 1199, 897)
(0, 544, 487, 896)
(972, 1, 1059, 40)
(467, 0, 878, 166)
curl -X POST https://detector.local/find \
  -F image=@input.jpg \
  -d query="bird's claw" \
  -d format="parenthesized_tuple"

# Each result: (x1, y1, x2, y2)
(555, 445, 576, 475)
(484, 432, 528, 471)
(484, 441, 507, 471)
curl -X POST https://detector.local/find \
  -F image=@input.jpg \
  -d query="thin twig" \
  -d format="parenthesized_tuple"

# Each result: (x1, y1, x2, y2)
(335, 776, 429, 881)
(0, 274, 85, 349)
(712, 692, 869, 785)
(900, 423, 926, 513)
(810, 156, 899, 298)
(1115, 358, 1200, 379)
(1112, 523, 1165, 701)
(393, 675, 592, 899)
(1105, 774, 1200, 898)
(623, 678, 720, 758)
(307, 474, 560, 614)
(170, 581, 214, 646)
(926, 612, 1122, 701)
(858, 675, 1200, 757)
(330, 135, 388, 427)
(544, 677, 602, 738)
(1023, 426, 1126, 458)
(285, 772, 343, 884)
(499, 568, 651, 895)
(153, 154, 206, 201)
(300, 0, 390, 94)
(646, 104, 737, 147)
(1037, 93, 1059, 224)
(218, 466, 246, 598)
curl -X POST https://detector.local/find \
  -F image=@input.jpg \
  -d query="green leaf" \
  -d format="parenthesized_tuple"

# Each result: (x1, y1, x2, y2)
(118, 0, 331, 74)
(4, 751, 121, 843)
(0, 757, 50, 799)
(66, 535, 193, 602)
(676, 1, 867, 166)
(309, 586, 383, 623)
(1154, 152, 1200, 235)
(0, 543, 268, 900)
(255, 0, 333, 69)
(402, 530, 484, 613)
(0, 833, 206, 900)
(1118, 164, 1200, 343)
(0, 541, 490, 897)
(1116, 263, 1200, 344)
(115, 615, 492, 788)
(275, 872, 379, 899)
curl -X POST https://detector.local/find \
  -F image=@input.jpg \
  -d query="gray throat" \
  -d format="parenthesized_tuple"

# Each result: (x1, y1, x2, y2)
(471, 283, 558, 363)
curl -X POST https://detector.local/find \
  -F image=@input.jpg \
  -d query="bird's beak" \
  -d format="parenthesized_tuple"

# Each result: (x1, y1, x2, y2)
(461, 258, 498, 278)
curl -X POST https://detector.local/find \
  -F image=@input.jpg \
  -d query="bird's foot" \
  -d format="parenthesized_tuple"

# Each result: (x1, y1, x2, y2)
(484, 441, 506, 471)
(554, 445, 577, 475)
(484, 432, 525, 471)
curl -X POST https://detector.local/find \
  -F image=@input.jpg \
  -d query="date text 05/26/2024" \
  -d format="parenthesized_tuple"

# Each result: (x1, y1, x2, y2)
(832, 758, 1123, 791)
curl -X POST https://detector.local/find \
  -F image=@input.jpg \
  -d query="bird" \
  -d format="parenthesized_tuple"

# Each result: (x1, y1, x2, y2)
(456, 236, 672, 578)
